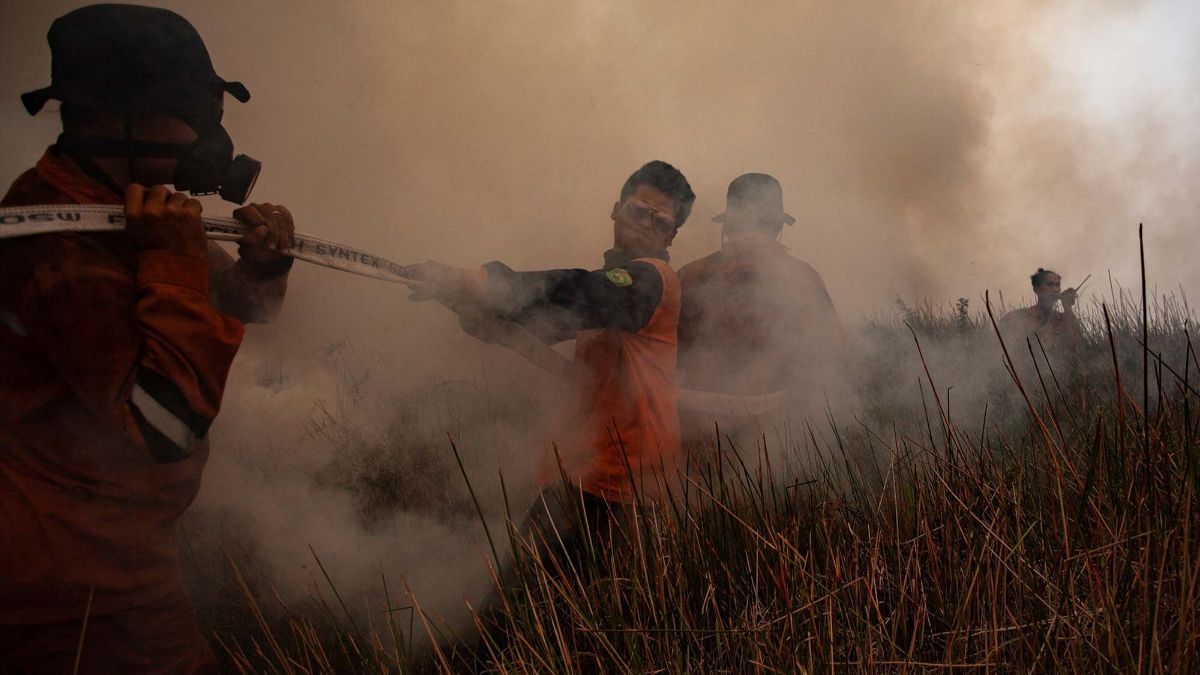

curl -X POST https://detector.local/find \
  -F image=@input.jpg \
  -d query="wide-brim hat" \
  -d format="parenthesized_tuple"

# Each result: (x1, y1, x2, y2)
(712, 172, 795, 225)
(21, 4, 250, 116)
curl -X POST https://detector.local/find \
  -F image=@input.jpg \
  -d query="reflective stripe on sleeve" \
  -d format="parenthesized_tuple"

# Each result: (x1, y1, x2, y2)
(130, 384, 196, 452)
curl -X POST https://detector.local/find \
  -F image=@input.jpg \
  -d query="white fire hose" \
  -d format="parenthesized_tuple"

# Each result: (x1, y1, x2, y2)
(0, 203, 787, 416)
(0, 204, 409, 283)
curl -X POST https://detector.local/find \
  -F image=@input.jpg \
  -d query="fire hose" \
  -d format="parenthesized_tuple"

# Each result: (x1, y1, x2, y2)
(0, 204, 788, 416)
(0, 204, 409, 283)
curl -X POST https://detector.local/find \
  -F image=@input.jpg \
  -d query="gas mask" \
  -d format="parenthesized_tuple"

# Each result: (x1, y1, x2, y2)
(58, 106, 261, 204)
(170, 124, 260, 204)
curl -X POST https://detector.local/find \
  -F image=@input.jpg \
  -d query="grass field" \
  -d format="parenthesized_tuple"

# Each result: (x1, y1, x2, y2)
(185, 286, 1200, 673)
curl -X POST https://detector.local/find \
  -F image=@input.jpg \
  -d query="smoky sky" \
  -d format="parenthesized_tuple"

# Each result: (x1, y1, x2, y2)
(4, 2, 1198, 339)
(4, 2, 1196, 345)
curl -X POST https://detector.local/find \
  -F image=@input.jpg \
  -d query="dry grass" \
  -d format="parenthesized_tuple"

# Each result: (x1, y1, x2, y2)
(197, 285, 1200, 673)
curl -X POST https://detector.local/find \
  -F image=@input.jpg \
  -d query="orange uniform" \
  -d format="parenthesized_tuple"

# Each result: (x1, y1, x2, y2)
(551, 257, 681, 503)
(0, 151, 243, 631)
(481, 252, 682, 504)
(678, 238, 842, 395)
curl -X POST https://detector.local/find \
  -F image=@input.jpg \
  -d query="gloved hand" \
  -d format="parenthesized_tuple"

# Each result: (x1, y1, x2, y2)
(401, 260, 485, 305)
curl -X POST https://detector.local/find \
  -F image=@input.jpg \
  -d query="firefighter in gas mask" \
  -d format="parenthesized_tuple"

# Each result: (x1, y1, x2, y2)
(0, 5, 295, 671)
(12, 3, 295, 322)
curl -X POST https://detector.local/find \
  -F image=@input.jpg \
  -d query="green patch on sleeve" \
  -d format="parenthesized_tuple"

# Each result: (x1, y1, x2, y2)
(606, 267, 634, 287)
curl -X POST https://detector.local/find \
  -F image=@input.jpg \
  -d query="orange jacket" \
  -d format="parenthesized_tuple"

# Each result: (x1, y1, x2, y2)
(478, 251, 682, 503)
(521, 257, 682, 504)
(0, 150, 244, 623)
(678, 238, 842, 394)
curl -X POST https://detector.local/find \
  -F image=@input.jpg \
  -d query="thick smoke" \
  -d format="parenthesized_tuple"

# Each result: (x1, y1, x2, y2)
(2, 0, 1198, 636)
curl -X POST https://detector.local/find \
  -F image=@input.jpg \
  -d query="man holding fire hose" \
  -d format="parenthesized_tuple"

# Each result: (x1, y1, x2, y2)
(0, 5, 296, 672)
(402, 161, 696, 574)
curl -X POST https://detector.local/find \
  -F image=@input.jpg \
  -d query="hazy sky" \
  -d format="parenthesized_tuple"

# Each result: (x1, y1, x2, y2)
(2, 1, 1197, 360)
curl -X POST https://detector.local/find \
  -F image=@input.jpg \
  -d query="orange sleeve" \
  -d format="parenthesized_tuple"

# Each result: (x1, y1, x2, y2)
(22, 247, 245, 462)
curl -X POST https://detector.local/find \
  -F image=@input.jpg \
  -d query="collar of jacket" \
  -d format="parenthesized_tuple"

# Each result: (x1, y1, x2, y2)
(604, 247, 668, 268)
(35, 146, 123, 205)
(721, 236, 788, 257)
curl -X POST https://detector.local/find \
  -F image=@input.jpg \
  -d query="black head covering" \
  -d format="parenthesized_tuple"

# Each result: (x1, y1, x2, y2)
(21, 4, 250, 116)
(712, 173, 795, 226)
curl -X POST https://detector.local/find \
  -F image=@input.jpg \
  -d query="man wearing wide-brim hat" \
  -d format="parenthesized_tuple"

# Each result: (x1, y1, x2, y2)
(677, 173, 844, 404)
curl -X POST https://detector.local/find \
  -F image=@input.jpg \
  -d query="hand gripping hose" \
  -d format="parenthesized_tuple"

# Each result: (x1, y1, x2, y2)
(0, 204, 410, 283)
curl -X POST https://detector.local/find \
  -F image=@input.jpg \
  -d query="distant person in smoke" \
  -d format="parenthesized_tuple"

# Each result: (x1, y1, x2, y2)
(676, 173, 843, 417)
(997, 268, 1083, 347)
(402, 161, 695, 581)
(0, 6, 297, 672)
